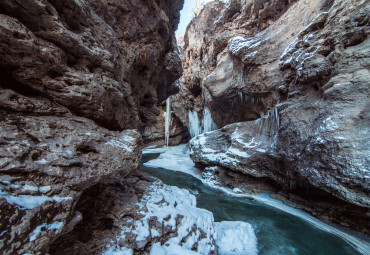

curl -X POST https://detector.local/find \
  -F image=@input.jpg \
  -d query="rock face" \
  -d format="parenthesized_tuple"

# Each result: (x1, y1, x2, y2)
(142, 104, 189, 147)
(185, 0, 370, 234)
(172, 0, 299, 127)
(0, 0, 183, 254)
(0, 0, 183, 131)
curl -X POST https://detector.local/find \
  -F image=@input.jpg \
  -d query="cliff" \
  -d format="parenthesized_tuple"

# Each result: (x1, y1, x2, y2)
(0, 0, 183, 254)
(177, 0, 369, 234)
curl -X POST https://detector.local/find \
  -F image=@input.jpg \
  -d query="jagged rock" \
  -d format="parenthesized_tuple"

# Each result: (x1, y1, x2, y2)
(0, 0, 184, 253)
(49, 170, 217, 255)
(172, 0, 300, 128)
(0, 110, 142, 254)
(0, 0, 183, 131)
(188, 0, 370, 234)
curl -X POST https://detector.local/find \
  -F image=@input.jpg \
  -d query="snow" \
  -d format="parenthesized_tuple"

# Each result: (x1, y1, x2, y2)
(102, 246, 133, 255)
(22, 184, 39, 192)
(215, 221, 258, 255)
(0, 187, 72, 210)
(34, 158, 47, 164)
(103, 180, 217, 254)
(102, 176, 259, 255)
(106, 140, 132, 152)
(324, 116, 339, 132)
(29, 221, 64, 242)
(144, 144, 202, 179)
(39, 186, 51, 193)
(150, 243, 202, 255)
(106, 133, 136, 152)
(143, 145, 370, 255)
(228, 36, 261, 56)
(227, 147, 250, 158)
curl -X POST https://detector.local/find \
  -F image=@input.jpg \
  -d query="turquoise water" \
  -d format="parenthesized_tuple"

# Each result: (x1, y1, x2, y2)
(141, 153, 363, 255)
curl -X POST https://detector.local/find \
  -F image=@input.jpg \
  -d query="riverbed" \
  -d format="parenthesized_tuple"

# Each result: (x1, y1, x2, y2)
(141, 144, 369, 255)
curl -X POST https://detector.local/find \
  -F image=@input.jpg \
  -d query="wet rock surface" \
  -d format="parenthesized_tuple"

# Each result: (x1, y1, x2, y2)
(186, 0, 370, 235)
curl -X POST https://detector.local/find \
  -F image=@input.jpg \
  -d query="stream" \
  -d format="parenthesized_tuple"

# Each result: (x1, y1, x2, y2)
(141, 145, 369, 255)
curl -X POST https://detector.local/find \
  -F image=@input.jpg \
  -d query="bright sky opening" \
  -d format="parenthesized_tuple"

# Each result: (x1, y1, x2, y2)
(176, 0, 216, 38)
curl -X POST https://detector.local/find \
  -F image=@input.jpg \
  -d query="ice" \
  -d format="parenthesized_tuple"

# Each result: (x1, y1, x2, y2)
(203, 107, 218, 133)
(0, 187, 72, 210)
(39, 186, 51, 193)
(188, 107, 218, 138)
(164, 97, 171, 146)
(1, 181, 20, 188)
(29, 221, 64, 242)
(144, 144, 202, 179)
(0, 230, 7, 237)
(143, 145, 370, 254)
(102, 246, 133, 255)
(34, 159, 47, 164)
(215, 221, 258, 255)
(22, 184, 38, 192)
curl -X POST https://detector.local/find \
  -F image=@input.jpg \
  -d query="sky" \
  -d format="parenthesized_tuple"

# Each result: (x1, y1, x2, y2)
(175, 0, 215, 38)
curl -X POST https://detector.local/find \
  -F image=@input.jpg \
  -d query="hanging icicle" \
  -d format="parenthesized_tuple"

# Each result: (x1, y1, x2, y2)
(188, 107, 218, 138)
(164, 97, 171, 146)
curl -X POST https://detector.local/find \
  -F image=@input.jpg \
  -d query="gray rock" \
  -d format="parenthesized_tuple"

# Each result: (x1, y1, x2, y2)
(0, 111, 142, 254)
(188, 0, 370, 234)
(0, 0, 184, 253)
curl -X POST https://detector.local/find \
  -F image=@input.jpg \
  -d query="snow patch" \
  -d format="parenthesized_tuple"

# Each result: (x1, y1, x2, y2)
(29, 221, 64, 242)
(144, 144, 201, 179)
(215, 221, 258, 255)
(34, 159, 47, 164)
(102, 246, 133, 255)
(0, 187, 72, 210)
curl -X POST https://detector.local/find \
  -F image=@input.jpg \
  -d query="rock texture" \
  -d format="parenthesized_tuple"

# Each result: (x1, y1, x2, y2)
(172, 0, 300, 127)
(49, 170, 217, 255)
(185, 0, 370, 234)
(142, 103, 189, 147)
(0, 0, 183, 131)
(0, 0, 184, 254)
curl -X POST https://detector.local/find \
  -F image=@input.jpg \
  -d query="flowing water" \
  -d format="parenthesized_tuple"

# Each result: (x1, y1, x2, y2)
(141, 152, 368, 255)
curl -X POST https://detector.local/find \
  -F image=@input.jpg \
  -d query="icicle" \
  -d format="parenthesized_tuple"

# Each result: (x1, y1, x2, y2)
(188, 109, 202, 138)
(238, 92, 243, 102)
(188, 107, 218, 138)
(164, 97, 171, 146)
(203, 107, 218, 133)
(275, 106, 279, 129)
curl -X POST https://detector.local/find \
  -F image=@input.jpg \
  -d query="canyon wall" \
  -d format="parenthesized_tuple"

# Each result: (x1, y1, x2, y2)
(0, 0, 183, 254)
(177, 0, 369, 234)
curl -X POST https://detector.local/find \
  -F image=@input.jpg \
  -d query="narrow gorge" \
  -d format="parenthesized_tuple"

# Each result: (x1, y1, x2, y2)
(0, 0, 369, 254)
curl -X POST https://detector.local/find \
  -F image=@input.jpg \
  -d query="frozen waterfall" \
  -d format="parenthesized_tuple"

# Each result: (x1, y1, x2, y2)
(164, 97, 171, 146)
(255, 105, 280, 136)
(188, 107, 218, 138)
